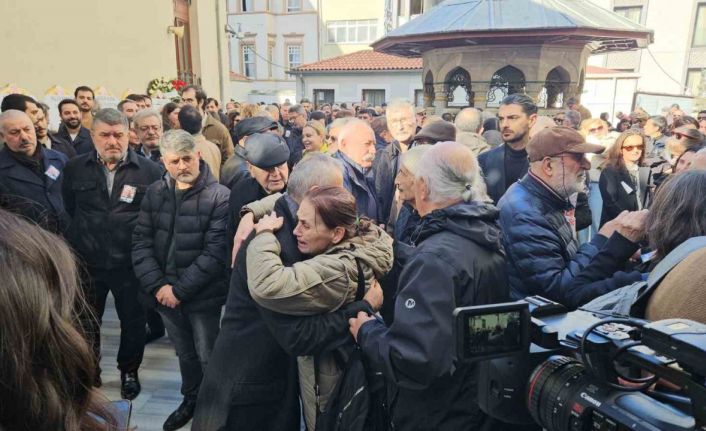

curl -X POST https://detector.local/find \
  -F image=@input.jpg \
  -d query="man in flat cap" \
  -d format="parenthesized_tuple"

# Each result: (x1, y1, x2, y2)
(220, 116, 280, 188)
(412, 120, 456, 145)
(226, 133, 290, 262)
(498, 126, 646, 310)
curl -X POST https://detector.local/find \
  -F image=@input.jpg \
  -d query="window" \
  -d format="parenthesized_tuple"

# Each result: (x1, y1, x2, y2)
(687, 68, 705, 97)
(242, 0, 254, 11)
(693, 4, 706, 47)
(243, 45, 256, 78)
(326, 20, 378, 43)
(410, 0, 423, 15)
(362, 89, 385, 106)
(287, 0, 302, 12)
(314, 89, 335, 106)
(268, 45, 274, 78)
(287, 45, 302, 70)
(614, 6, 642, 23)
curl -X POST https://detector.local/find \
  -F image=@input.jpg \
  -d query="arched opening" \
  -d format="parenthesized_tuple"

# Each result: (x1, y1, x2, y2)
(444, 67, 473, 107)
(545, 66, 570, 109)
(424, 70, 435, 107)
(486, 65, 526, 107)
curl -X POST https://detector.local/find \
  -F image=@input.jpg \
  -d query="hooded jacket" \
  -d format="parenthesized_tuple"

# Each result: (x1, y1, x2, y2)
(358, 202, 508, 431)
(247, 223, 393, 315)
(132, 161, 230, 311)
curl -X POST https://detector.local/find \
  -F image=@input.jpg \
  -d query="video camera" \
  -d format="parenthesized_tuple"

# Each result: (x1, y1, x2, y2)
(454, 296, 706, 431)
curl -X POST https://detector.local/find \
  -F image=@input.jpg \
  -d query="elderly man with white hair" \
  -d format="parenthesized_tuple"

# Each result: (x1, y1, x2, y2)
(349, 141, 508, 430)
(373, 99, 418, 225)
(332, 118, 378, 220)
(454, 107, 490, 155)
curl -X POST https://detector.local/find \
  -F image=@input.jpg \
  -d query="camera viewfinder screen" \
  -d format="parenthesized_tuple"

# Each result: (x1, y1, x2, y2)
(466, 311, 523, 356)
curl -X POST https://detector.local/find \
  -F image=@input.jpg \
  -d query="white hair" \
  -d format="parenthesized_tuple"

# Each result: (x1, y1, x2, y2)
(386, 99, 415, 117)
(454, 108, 482, 133)
(132, 108, 161, 128)
(287, 153, 344, 202)
(415, 141, 489, 203)
(400, 145, 432, 174)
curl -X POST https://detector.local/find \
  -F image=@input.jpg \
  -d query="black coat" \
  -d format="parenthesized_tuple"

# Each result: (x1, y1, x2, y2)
(372, 140, 401, 225)
(0, 146, 69, 233)
(358, 202, 509, 430)
(227, 174, 268, 261)
(599, 164, 650, 227)
(478, 144, 513, 204)
(56, 124, 94, 155)
(132, 162, 230, 312)
(194, 195, 371, 430)
(285, 127, 304, 167)
(499, 173, 642, 309)
(62, 149, 162, 269)
(47, 133, 77, 159)
(220, 144, 248, 189)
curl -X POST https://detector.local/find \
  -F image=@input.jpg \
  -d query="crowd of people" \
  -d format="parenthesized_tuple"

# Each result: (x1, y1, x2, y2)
(2, 84, 706, 431)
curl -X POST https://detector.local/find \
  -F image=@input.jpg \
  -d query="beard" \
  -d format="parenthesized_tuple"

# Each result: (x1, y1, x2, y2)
(65, 118, 81, 128)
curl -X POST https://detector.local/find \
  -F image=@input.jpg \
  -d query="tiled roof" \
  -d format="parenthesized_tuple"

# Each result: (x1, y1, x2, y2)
(293, 50, 422, 72)
(230, 71, 251, 82)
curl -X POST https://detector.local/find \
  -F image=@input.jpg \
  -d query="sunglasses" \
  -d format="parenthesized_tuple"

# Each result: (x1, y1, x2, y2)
(622, 145, 644, 152)
(698, 116, 706, 121)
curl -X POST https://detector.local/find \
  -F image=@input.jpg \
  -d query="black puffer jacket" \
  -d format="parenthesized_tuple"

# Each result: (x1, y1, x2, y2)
(132, 161, 230, 312)
(372, 140, 401, 225)
(358, 202, 508, 431)
(62, 149, 162, 269)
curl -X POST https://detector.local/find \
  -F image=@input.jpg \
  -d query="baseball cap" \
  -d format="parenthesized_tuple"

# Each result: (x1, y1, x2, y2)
(527, 126, 604, 162)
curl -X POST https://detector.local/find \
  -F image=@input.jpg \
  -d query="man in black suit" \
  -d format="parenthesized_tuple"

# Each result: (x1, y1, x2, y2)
(56, 99, 94, 155)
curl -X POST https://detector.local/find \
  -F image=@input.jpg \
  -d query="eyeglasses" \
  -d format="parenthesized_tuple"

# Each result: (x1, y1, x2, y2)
(622, 145, 644, 152)
(698, 116, 706, 121)
(588, 126, 605, 133)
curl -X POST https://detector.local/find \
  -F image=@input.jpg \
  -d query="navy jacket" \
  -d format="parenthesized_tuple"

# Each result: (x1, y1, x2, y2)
(47, 133, 77, 159)
(0, 147, 69, 233)
(285, 127, 304, 167)
(359, 202, 508, 430)
(132, 162, 230, 312)
(56, 124, 94, 155)
(478, 143, 529, 204)
(333, 151, 378, 221)
(372, 140, 401, 226)
(62, 149, 162, 270)
(499, 172, 642, 310)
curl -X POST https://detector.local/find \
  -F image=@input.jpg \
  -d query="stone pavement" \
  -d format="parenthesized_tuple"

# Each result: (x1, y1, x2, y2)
(99, 296, 189, 431)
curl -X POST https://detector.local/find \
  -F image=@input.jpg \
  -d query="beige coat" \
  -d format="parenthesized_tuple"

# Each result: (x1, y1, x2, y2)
(203, 114, 234, 162)
(246, 224, 393, 315)
(246, 223, 393, 430)
(194, 134, 222, 181)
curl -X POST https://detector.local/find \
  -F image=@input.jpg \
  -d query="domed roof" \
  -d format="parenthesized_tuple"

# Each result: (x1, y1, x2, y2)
(373, 0, 653, 56)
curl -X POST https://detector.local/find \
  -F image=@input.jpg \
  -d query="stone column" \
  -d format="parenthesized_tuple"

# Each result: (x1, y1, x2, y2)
(525, 82, 545, 107)
(472, 82, 490, 109)
(432, 83, 448, 114)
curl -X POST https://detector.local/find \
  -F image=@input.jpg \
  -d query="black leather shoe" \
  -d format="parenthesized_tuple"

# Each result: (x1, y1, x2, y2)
(120, 371, 141, 400)
(163, 399, 196, 431)
(145, 325, 166, 345)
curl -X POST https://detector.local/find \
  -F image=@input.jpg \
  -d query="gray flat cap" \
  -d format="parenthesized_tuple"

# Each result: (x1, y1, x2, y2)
(245, 133, 290, 169)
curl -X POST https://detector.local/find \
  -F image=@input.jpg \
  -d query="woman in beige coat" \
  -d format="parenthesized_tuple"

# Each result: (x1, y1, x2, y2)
(246, 185, 393, 430)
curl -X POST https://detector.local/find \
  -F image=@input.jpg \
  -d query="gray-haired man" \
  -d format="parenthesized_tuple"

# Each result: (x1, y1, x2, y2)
(62, 108, 162, 399)
(132, 129, 230, 431)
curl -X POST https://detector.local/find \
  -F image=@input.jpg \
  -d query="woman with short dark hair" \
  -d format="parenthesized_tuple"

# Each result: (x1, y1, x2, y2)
(599, 130, 650, 226)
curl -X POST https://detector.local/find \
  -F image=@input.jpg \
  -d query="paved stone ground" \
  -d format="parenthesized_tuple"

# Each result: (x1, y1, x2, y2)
(99, 295, 190, 431)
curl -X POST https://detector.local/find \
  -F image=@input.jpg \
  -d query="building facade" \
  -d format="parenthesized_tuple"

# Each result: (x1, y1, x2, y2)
(588, 0, 706, 98)
(0, 0, 230, 105)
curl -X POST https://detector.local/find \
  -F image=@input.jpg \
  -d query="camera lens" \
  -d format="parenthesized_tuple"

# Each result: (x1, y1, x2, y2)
(527, 355, 589, 431)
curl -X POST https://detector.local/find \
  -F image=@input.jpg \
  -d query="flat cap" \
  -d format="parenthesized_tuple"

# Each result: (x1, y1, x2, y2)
(414, 120, 456, 144)
(244, 133, 290, 169)
(527, 126, 603, 162)
(234, 116, 278, 139)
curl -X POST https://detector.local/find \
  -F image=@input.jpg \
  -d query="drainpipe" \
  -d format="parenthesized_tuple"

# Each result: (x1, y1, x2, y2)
(216, 0, 227, 103)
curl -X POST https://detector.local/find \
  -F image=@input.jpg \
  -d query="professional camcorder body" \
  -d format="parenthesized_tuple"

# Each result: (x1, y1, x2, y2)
(454, 296, 706, 431)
